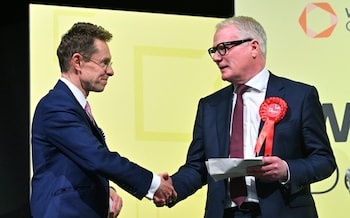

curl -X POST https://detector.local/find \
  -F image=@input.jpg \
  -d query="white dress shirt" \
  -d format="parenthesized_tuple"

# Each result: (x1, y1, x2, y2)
(226, 68, 269, 208)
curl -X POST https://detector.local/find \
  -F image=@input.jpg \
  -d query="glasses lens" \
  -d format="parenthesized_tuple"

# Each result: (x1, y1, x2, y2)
(216, 43, 226, 56)
(105, 62, 112, 71)
(208, 43, 227, 58)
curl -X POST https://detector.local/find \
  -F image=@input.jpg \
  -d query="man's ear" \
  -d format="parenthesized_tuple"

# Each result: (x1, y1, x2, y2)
(71, 53, 83, 72)
(250, 39, 259, 59)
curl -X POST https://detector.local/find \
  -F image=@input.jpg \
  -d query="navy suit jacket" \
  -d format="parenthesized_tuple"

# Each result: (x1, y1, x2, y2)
(170, 73, 336, 218)
(31, 80, 153, 218)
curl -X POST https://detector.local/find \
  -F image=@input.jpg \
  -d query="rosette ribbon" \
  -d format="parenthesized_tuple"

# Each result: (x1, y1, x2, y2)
(254, 97, 288, 156)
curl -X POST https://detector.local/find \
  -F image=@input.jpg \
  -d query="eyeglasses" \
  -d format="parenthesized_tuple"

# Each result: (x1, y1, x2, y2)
(88, 58, 113, 71)
(208, 38, 253, 58)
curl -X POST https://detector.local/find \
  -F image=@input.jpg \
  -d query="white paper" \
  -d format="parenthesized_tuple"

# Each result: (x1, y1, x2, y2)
(205, 156, 264, 181)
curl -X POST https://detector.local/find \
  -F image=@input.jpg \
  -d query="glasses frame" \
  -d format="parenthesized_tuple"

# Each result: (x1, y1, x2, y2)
(87, 58, 113, 72)
(208, 38, 253, 58)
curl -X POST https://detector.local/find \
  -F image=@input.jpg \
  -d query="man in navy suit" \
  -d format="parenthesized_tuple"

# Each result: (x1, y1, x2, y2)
(156, 16, 336, 218)
(30, 22, 176, 218)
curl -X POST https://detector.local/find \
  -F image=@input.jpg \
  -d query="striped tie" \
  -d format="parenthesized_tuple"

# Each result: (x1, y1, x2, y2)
(85, 101, 95, 124)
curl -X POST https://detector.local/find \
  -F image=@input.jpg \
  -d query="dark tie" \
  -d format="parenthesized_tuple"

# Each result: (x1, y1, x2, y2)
(230, 85, 249, 207)
(85, 101, 95, 124)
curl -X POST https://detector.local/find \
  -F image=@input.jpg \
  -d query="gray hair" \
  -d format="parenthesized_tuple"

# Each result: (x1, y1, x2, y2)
(216, 16, 267, 57)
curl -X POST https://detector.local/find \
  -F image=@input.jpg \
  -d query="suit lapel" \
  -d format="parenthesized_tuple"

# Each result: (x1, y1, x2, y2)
(265, 73, 285, 99)
(55, 80, 107, 145)
(216, 85, 234, 157)
(259, 74, 284, 132)
(257, 73, 285, 156)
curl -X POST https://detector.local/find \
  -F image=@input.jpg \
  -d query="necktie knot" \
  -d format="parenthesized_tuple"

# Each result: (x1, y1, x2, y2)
(236, 84, 249, 97)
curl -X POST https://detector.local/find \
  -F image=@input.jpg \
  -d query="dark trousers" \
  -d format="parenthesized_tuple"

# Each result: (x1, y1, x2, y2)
(223, 203, 261, 218)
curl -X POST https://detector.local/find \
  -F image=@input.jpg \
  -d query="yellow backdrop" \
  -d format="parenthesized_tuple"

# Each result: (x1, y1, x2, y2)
(30, 1, 350, 217)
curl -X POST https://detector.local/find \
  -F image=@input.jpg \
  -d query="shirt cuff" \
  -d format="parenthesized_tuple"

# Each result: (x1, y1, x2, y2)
(279, 160, 290, 185)
(145, 174, 161, 199)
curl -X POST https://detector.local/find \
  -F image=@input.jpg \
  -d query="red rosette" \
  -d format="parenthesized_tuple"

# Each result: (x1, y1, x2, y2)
(255, 97, 288, 156)
(259, 97, 288, 123)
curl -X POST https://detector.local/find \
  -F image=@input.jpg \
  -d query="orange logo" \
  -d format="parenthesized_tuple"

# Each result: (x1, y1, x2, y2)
(299, 2, 338, 38)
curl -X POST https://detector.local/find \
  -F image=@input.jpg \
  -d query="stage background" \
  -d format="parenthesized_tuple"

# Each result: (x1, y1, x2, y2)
(29, 0, 350, 217)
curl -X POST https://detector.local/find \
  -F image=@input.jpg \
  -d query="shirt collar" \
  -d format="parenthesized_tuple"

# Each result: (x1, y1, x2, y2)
(245, 67, 269, 93)
(60, 77, 87, 108)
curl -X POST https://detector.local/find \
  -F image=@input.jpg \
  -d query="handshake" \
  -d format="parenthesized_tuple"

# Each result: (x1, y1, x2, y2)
(153, 172, 177, 207)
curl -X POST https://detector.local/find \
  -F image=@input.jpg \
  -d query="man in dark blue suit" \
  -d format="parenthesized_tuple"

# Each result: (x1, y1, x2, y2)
(157, 16, 336, 218)
(30, 22, 176, 218)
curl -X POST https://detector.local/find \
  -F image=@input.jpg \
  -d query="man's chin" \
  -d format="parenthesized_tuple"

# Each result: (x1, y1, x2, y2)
(221, 73, 231, 82)
(93, 87, 105, 93)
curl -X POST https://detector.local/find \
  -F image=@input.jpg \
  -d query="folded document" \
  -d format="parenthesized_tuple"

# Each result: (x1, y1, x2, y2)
(205, 156, 263, 181)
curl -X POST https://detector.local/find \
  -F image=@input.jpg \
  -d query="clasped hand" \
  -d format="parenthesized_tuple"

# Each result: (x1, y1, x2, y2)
(153, 172, 177, 207)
